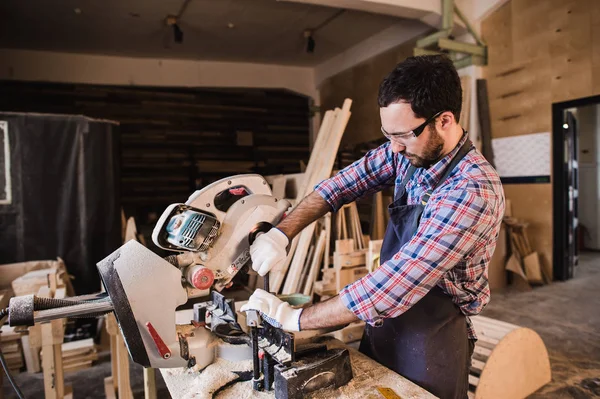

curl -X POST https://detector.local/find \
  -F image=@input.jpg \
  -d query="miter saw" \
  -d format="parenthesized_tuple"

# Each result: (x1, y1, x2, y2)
(2, 174, 353, 399)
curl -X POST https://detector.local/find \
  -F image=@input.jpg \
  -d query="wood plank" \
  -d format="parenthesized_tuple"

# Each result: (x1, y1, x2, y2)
(471, 358, 486, 372)
(334, 251, 366, 270)
(336, 266, 369, 292)
(116, 332, 133, 399)
(324, 214, 332, 270)
(335, 239, 355, 255)
(21, 335, 41, 373)
(61, 338, 95, 355)
(41, 322, 64, 399)
(63, 360, 92, 373)
(282, 100, 352, 294)
(144, 368, 158, 399)
(104, 376, 117, 399)
(302, 229, 327, 296)
(0, 325, 22, 342)
(325, 321, 365, 343)
(370, 192, 385, 240)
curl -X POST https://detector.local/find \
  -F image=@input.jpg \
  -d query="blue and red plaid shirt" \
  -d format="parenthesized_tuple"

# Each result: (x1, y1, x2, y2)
(315, 133, 504, 339)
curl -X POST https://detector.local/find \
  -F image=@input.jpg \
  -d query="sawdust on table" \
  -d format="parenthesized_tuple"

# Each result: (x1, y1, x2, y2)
(164, 357, 254, 399)
(162, 337, 436, 399)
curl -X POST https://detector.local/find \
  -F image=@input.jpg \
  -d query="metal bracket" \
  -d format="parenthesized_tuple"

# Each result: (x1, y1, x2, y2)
(413, 0, 487, 69)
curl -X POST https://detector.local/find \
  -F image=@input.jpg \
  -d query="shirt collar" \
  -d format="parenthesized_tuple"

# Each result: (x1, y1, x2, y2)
(418, 130, 470, 189)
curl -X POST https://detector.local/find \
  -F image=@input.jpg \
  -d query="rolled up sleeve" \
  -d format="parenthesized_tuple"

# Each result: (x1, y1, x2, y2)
(314, 142, 396, 212)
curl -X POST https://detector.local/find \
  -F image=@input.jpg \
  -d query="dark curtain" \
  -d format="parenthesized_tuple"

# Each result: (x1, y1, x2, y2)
(0, 112, 121, 294)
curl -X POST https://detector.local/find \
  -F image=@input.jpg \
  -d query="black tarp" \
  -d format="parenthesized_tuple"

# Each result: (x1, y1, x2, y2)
(0, 112, 120, 294)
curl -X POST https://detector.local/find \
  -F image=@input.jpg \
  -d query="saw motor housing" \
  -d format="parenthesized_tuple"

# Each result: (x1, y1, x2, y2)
(153, 174, 291, 296)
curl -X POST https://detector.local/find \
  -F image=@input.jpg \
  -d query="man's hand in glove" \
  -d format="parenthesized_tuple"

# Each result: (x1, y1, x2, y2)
(240, 289, 302, 331)
(250, 227, 289, 276)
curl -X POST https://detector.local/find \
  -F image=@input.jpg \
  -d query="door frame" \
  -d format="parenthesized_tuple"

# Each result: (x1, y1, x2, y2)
(552, 94, 600, 280)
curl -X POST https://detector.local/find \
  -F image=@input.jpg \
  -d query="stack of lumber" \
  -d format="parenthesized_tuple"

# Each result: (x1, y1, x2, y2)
(503, 216, 550, 286)
(1, 325, 24, 373)
(269, 99, 353, 294)
(335, 203, 368, 250)
(41, 338, 98, 373)
(313, 239, 369, 298)
(333, 240, 369, 292)
(11, 258, 72, 297)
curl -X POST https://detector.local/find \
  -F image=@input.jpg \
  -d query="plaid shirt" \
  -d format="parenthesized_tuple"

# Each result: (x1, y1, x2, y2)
(315, 134, 504, 339)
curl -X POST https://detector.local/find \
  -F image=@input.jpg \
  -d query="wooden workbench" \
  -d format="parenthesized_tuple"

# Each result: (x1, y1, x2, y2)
(159, 337, 437, 399)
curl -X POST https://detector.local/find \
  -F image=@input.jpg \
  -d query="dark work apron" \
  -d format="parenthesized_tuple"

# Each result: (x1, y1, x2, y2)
(359, 138, 474, 399)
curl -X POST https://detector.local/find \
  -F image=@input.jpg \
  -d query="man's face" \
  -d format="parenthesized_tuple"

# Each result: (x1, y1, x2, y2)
(380, 101, 444, 168)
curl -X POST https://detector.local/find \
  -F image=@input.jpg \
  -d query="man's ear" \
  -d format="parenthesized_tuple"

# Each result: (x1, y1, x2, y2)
(440, 111, 455, 129)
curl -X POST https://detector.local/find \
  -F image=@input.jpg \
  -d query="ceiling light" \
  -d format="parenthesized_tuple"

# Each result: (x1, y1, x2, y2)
(304, 30, 315, 54)
(563, 123, 569, 129)
(74, 8, 82, 14)
(228, 22, 235, 29)
(165, 15, 184, 44)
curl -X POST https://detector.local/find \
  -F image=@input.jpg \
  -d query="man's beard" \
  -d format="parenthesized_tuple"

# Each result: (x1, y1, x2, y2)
(401, 125, 444, 168)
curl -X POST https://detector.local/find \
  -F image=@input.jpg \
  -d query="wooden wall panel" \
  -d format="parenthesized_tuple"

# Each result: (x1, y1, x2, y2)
(503, 184, 553, 279)
(511, 0, 551, 64)
(548, 0, 593, 102)
(487, 58, 552, 137)
(481, 2, 512, 66)
(483, 0, 600, 277)
(590, 1, 600, 94)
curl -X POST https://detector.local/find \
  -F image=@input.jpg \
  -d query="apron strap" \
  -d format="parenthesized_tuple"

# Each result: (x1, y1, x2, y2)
(421, 132, 473, 205)
(402, 165, 417, 187)
(394, 164, 418, 200)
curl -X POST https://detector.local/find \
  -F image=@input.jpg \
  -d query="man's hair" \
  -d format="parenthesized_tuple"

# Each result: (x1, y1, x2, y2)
(378, 55, 462, 123)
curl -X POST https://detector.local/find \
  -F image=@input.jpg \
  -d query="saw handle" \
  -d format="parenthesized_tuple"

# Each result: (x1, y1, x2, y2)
(248, 222, 274, 293)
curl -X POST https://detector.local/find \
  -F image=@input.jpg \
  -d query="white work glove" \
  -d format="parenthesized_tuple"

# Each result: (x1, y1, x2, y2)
(240, 289, 302, 331)
(250, 227, 289, 276)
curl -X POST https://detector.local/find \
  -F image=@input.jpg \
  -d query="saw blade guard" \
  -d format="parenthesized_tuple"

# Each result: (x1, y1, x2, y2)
(151, 174, 291, 294)
(97, 240, 190, 368)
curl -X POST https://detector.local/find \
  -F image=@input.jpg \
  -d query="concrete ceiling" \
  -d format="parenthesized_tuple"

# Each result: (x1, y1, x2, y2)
(0, 0, 417, 66)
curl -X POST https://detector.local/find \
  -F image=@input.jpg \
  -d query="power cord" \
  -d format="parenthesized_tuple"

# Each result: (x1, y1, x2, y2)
(0, 308, 26, 399)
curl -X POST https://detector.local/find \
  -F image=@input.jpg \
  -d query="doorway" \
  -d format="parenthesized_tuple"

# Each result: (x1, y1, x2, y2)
(552, 94, 600, 280)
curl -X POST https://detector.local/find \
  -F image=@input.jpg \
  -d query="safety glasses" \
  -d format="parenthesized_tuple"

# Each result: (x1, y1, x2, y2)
(381, 110, 444, 144)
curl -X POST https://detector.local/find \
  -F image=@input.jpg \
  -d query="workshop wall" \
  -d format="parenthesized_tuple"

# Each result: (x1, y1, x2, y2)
(0, 81, 311, 230)
(319, 39, 418, 146)
(482, 0, 600, 278)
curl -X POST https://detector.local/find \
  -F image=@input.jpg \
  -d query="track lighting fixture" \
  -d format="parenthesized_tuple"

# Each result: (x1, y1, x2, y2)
(304, 30, 315, 54)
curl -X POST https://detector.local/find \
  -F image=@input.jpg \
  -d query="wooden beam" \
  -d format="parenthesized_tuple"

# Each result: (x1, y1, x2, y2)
(41, 320, 65, 399)
(144, 368, 157, 399)
(416, 29, 451, 49)
(442, 0, 454, 31)
(438, 38, 486, 57)
(453, 54, 486, 70)
(476, 79, 495, 166)
(302, 229, 327, 296)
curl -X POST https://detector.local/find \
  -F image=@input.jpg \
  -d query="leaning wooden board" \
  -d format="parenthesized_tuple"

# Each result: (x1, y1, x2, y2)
(159, 337, 436, 399)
